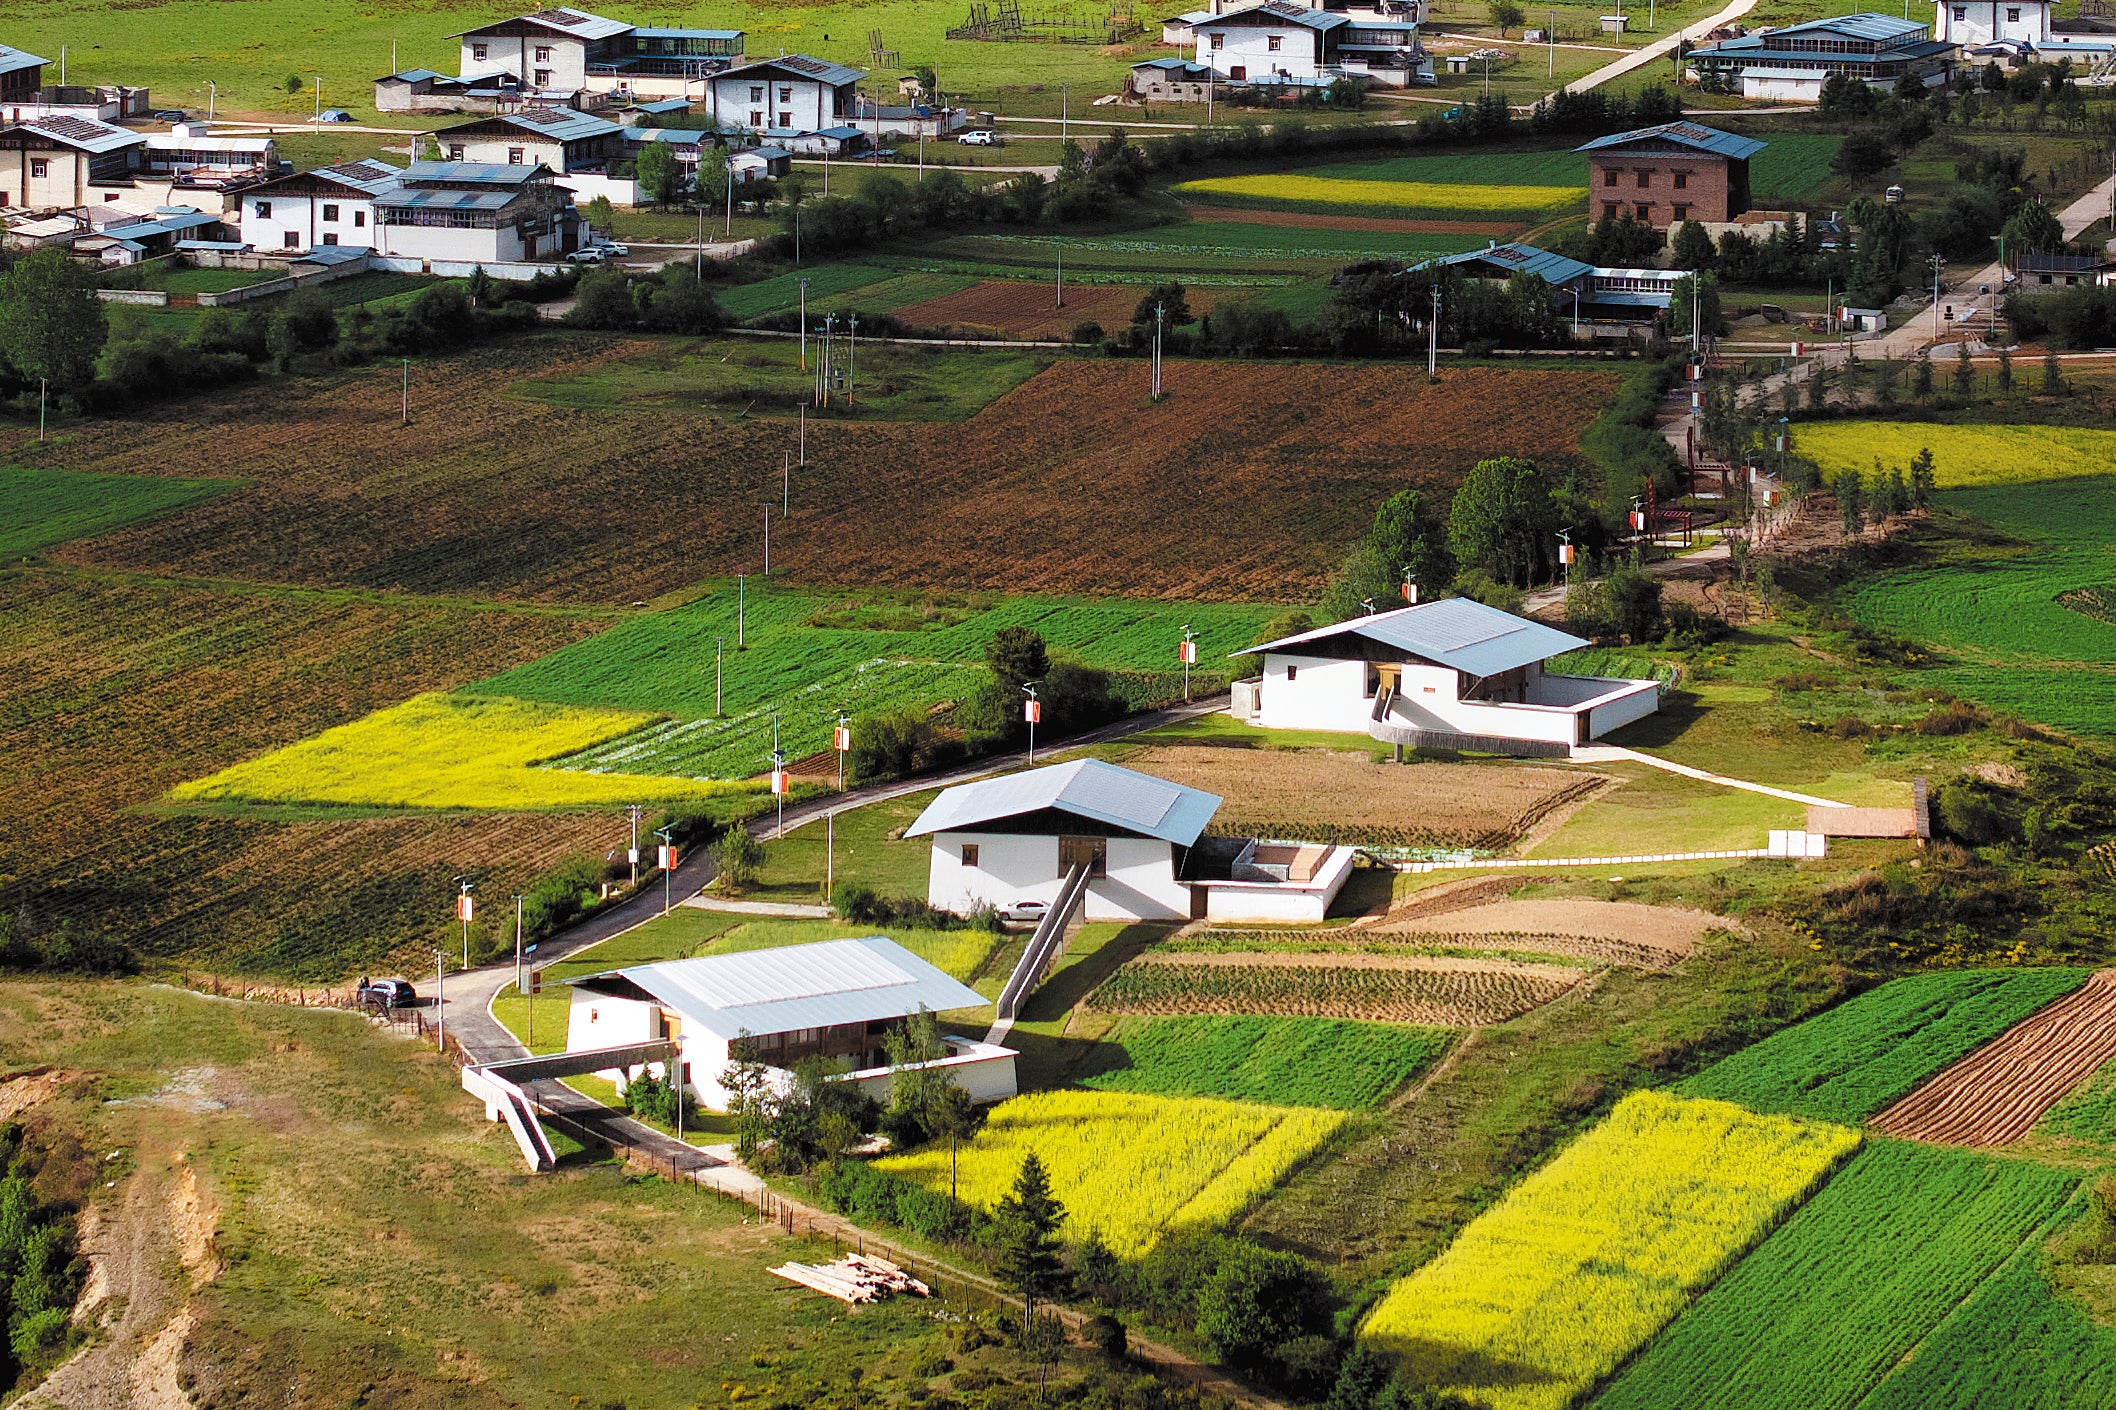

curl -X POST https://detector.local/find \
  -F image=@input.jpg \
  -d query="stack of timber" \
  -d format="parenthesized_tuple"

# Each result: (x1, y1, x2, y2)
(769, 1253, 933, 1304)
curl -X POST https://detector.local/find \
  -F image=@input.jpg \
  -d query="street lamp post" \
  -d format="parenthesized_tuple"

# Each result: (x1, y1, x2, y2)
(452, 877, 475, 971)
(1022, 683, 1041, 763)
(799, 278, 809, 368)
(653, 824, 675, 915)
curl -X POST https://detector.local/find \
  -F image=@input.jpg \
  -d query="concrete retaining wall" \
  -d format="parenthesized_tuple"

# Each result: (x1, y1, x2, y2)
(369, 254, 565, 281)
(95, 287, 169, 305)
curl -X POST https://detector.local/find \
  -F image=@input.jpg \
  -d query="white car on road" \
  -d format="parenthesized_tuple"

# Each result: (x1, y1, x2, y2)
(957, 129, 1001, 147)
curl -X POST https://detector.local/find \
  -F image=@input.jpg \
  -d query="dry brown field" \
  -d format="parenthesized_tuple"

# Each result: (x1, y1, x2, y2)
(1122, 744, 1603, 848)
(1087, 950, 1586, 1025)
(37, 335, 1615, 605)
(893, 280, 1225, 338)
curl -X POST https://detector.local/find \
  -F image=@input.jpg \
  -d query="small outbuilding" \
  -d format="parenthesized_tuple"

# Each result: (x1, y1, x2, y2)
(565, 936, 1017, 1111)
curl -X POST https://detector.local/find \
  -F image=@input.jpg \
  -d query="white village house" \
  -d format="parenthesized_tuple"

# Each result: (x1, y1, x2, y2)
(910, 758, 1356, 925)
(1230, 596, 1661, 756)
(371, 160, 583, 265)
(564, 936, 1017, 1111)
(705, 55, 863, 136)
(240, 159, 401, 253)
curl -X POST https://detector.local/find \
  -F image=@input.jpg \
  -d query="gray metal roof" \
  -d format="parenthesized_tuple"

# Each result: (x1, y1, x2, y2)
(1575, 122, 1766, 160)
(379, 68, 448, 83)
(632, 26, 743, 39)
(455, 7, 634, 40)
(1201, 0, 1350, 30)
(906, 759, 1222, 845)
(12, 115, 140, 153)
(378, 186, 523, 211)
(1237, 597, 1589, 677)
(0, 46, 48, 78)
(719, 53, 867, 86)
(492, 106, 624, 141)
(402, 160, 549, 184)
(1423, 241, 1594, 286)
(601, 936, 988, 1041)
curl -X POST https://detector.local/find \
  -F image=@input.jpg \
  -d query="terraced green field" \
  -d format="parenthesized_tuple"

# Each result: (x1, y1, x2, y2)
(1079, 1015, 1454, 1109)
(1848, 477, 2116, 734)
(1679, 969, 2091, 1125)
(474, 583, 1278, 778)
(0, 465, 238, 557)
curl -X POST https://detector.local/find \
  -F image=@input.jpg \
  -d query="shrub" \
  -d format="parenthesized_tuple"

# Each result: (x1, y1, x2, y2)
(713, 826, 765, 890)
(1083, 1313, 1128, 1359)
(1194, 1241, 1334, 1373)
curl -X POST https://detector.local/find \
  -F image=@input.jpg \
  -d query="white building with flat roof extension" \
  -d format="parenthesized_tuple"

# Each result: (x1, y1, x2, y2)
(1230, 596, 1661, 756)
(372, 160, 582, 265)
(705, 54, 864, 136)
(564, 936, 1015, 1111)
(1934, 0, 2048, 49)
(241, 159, 401, 252)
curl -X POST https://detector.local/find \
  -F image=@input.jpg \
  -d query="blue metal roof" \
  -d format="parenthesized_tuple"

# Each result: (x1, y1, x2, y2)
(632, 26, 743, 39)
(1237, 597, 1589, 677)
(402, 160, 547, 184)
(597, 936, 990, 1042)
(379, 187, 522, 211)
(907, 759, 1223, 846)
(1422, 241, 1594, 286)
(1765, 11, 1927, 40)
(0, 46, 47, 78)
(1201, 0, 1350, 30)
(1576, 121, 1765, 160)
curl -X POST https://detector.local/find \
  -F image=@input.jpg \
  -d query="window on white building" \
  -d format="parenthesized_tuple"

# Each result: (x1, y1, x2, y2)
(322, 233, 338, 245)
(779, 110, 792, 127)
(1952, 6, 1966, 17)
(961, 844, 980, 867)
(779, 85, 793, 101)
(472, 43, 489, 60)
(535, 45, 552, 61)
(534, 69, 551, 86)
(322, 203, 339, 221)
(507, 147, 525, 164)
(283, 231, 298, 247)
(750, 109, 764, 126)
(1267, 33, 1282, 50)
(750, 84, 764, 100)
(1210, 31, 1225, 47)
(2007, 6, 2020, 18)
(255, 199, 271, 217)
(353, 210, 365, 227)
(28, 158, 44, 178)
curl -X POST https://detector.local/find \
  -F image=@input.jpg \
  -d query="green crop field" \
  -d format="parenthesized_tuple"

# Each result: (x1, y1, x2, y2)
(1848, 478, 2116, 734)
(1029, 222, 1491, 263)
(2039, 1055, 2116, 1145)
(1590, 1140, 2080, 1410)
(474, 583, 1277, 778)
(1746, 133, 1844, 204)
(1679, 969, 2092, 1125)
(1853, 1255, 2116, 1410)
(714, 262, 901, 320)
(1078, 1016, 1454, 1109)
(0, 466, 237, 557)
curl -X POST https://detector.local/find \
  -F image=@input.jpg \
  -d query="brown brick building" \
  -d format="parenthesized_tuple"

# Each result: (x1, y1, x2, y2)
(1575, 122, 1766, 229)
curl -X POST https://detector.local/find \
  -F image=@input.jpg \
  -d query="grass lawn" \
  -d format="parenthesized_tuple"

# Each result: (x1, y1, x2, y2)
(131, 266, 279, 297)
(0, 465, 238, 556)
(739, 788, 937, 904)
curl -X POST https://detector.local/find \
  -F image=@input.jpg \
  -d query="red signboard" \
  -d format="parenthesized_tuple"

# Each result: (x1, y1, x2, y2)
(770, 769, 791, 794)
(1024, 700, 1042, 723)
(658, 844, 678, 869)
(456, 894, 474, 922)
(834, 726, 852, 752)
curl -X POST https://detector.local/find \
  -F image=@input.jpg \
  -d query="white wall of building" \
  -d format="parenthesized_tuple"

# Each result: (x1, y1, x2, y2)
(1202, 846, 1357, 924)
(378, 219, 547, 263)
(446, 134, 567, 168)
(1194, 23, 1321, 80)
(709, 73, 837, 133)
(1252, 653, 1376, 733)
(242, 190, 378, 252)
(1935, 0, 2048, 47)
(927, 831, 1061, 914)
(462, 33, 589, 91)
(1088, 837, 1189, 922)
(555, 169, 641, 206)
(840, 1039, 1018, 1107)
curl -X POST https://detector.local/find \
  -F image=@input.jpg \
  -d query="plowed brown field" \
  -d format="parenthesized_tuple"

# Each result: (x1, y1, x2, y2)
(894, 280, 1222, 338)
(0, 566, 616, 978)
(40, 336, 1615, 605)
(1870, 969, 2116, 1146)
(1087, 951, 1586, 1025)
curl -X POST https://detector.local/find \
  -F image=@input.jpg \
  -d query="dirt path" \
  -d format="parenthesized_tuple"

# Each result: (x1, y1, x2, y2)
(1369, 899, 1726, 956)
(1872, 970, 2116, 1146)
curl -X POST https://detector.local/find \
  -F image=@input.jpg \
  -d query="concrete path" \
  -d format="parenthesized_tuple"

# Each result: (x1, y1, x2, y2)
(680, 896, 833, 917)
(1573, 744, 1850, 807)
(2060, 174, 2116, 239)
(1566, 0, 1758, 93)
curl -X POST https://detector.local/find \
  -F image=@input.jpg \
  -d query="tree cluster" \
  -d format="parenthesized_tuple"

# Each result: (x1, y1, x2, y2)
(562, 263, 725, 334)
(0, 1124, 85, 1388)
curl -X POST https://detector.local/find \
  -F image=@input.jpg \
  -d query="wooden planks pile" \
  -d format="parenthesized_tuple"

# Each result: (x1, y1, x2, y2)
(769, 1253, 933, 1304)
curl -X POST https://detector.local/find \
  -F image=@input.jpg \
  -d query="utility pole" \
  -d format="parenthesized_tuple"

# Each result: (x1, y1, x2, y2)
(1557, 528, 1575, 588)
(1549, 9, 1556, 76)
(401, 358, 409, 426)
(1022, 683, 1041, 762)
(848, 313, 859, 405)
(453, 877, 475, 971)
(714, 636, 724, 715)
(770, 718, 787, 837)
(696, 199, 703, 277)
(1428, 282, 1440, 378)
(435, 949, 445, 1052)
(1056, 240, 1064, 308)
(724, 162, 733, 238)
(834, 710, 851, 792)
(782, 450, 790, 514)
(37, 378, 45, 441)
(799, 278, 809, 368)
(1930, 253, 1945, 338)
(763, 504, 771, 575)
(798, 401, 806, 466)
(1179, 624, 1197, 702)
(827, 810, 835, 897)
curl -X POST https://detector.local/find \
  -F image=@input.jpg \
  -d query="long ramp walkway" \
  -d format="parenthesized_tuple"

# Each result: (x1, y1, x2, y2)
(464, 1040, 677, 1171)
(989, 862, 1091, 1041)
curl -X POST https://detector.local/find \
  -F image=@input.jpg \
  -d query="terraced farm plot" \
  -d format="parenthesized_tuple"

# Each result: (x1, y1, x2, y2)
(0, 567, 614, 977)
(0, 465, 237, 556)
(2038, 1053, 2116, 1145)
(891, 279, 1219, 339)
(713, 262, 901, 320)
(1078, 1015, 1453, 1109)
(1120, 745, 1601, 848)
(478, 587, 1277, 778)
(1589, 1140, 2079, 1410)
(1849, 477, 2116, 734)
(874, 1090, 1346, 1256)
(1745, 133, 1845, 204)
(1175, 173, 1585, 220)
(1360, 1090, 1861, 1410)
(1370, 899, 1722, 967)
(1871, 969, 2116, 1145)
(1852, 1256, 2116, 1410)
(1795, 421, 2116, 489)
(42, 340, 1615, 605)
(1087, 952, 1587, 1025)
(1678, 968, 2093, 1125)
(167, 692, 759, 811)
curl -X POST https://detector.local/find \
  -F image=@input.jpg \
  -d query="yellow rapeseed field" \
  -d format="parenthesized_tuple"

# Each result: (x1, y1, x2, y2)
(1176, 173, 1584, 213)
(168, 692, 756, 811)
(1358, 1089, 1860, 1410)
(1794, 421, 2116, 488)
(875, 1090, 1345, 1256)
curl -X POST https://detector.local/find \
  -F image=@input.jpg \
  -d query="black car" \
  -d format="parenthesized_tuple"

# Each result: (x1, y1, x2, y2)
(356, 977, 418, 1008)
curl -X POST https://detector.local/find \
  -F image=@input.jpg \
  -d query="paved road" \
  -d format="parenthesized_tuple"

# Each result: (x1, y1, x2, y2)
(441, 694, 1232, 1063)
(1566, 0, 1758, 93)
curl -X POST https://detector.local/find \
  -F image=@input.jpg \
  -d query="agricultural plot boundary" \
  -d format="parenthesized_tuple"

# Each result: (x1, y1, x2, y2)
(1871, 969, 2116, 1146)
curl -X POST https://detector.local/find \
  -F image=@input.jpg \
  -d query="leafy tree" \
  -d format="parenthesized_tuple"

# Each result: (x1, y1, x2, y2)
(722, 1037, 772, 1162)
(1194, 1241, 1333, 1373)
(764, 1056, 877, 1171)
(639, 267, 723, 334)
(286, 73, 303, 94)
(1997, 345, 2013, 392)
(2002, 198, 2063, 256)
(1670, 218, 1715, 271)
(0, 249, 106, 393)
(929, 1083, 986, 1203)
(466, 264, 495, 307)
(1490, 0, 1525, 35)
(563, 265, 638, 329)
(416, 133, 443, 161)
(581, 194, 616, 230)
(1449, 456, 1557, 587)
(1132, 280, 1193, 327)
(1667, 271, 1724, 337)
(848, 703, 941, 783)
(1912, 347, 1934, 399)
(1831, 132, 1892, 179)
(987, 625, 1049, 693)
(1834, 469, 1866, 538)
(1603, 561, 1663, 643)
(1909, 446, 1936, 506)
(1953, 339, 1974, 397)
(879, 1006, 947, 1146)
(712, 826, 765, 891)
(1321, 487, 1452, 621)
(2043, 345, 2065, 394)
(993, 1153, 1068, 1319)
(636, 139, 687, 206)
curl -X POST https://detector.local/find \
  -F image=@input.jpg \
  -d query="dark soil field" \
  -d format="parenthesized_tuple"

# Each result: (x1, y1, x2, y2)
(36, 334, 1615, 605)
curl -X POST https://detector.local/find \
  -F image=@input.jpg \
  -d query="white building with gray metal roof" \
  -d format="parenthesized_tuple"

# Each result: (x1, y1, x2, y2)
(565, 936, 1015, 1111)
(1229, 596, 1661, 757)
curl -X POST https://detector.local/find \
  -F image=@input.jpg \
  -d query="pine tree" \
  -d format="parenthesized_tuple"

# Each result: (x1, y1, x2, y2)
(1997, 345, 2013, 393)
(1908, 447, 1936, 508)
(1954, 340, 1974, 397)
(993, 1152, 1068, 1321)
(2043, 347, 2065, 395)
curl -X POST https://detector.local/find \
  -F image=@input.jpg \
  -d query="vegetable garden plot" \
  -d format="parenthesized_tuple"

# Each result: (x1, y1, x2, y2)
(2037, 1052, 2116, 1145)
(874, 1090, 1345, 1256)
(1359, 1090, 1860, 1410)
(1678, 969, 2093, 1125)
(1871, 969, 2116, 1146)
(1078, 1015, 1453, 1109)
(890, 280, 1221, 340)
(1117, 746, 1599, 849)
(1588, 1140, 2078, 1410)
(1086, 952, 1586, 1026)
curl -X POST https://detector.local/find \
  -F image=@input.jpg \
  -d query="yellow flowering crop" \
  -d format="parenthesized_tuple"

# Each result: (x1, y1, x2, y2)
(168, 692, 758, 811)
(1359, 1090, 1860, 1410)
(1177, 173, 1584, 213)
(875, 1090, 1345, 1256)
(1794, 420, 2116, 489)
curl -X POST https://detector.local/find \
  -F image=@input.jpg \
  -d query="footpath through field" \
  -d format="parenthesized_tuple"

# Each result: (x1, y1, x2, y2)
(1570, 745, 1850, 808)
(1563, 0, 1759, 94)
